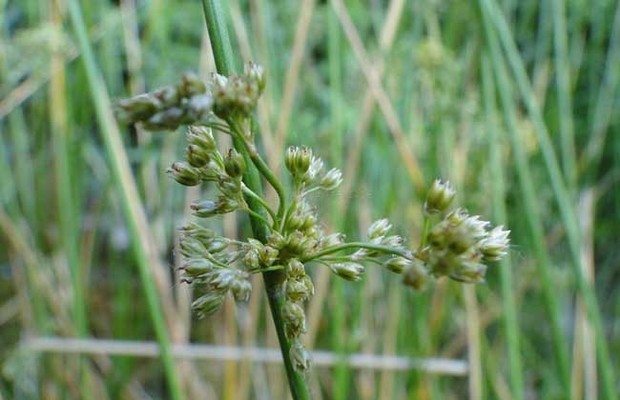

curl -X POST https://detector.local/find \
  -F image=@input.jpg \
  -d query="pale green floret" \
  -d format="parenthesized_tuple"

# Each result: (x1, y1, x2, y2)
(319, 168, 343, 190)
(424, 179, 456, 215)
(480, 226, 511, 261)
(290, 341, 311, 372)
(330, 262, 365, 282)
(167, 161, 201, 186)
(192, 293, 225, 318)
(402, 260, 429, 290)
(231, 279, 252, 302)
(283, 302, 307, 339)
(367, 218, 392, 239)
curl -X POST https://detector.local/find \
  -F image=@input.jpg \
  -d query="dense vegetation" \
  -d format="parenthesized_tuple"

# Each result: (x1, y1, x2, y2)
(1, 0, 618, 398)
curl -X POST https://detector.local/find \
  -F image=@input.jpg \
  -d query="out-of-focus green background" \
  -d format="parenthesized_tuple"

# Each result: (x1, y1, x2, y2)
(1, 0, 618, 398)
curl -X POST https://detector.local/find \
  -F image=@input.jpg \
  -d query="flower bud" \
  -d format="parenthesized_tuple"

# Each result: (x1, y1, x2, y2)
(402, 260, 429, 290)
(381, 235, 404, 248)
(205, 237, 229, 254)
(182, 258, 216, 277)
(480, 226, 510, 261)
(290, 341, 311, 372)
(259, 245, 279, 266)
(319, 168, 343, 190)
(224, 149, 246, 179)
(305, 156, 324, 182)
(180, 72, 207, 97)
(231, 279, 252, 302)
(424, 179, 456, 215)
(320, 232, 345, 248)
(368, 219, 392, 239)
(153, 86, 179, 107)
(188, 126, 217, 152)
(283, 302, 307, 339)
(144, 107, 188, 130)
(190, 199, 218, 218)
(330, 262, 365, 282)
(179, 236, 206, 258)
(192, 293, 224, 317)
(285, 146, 313, 178)
(117, 94, 159, 122)
(179, 223, 216, 242)
(295, 147, 312, 175)
(287, 259, 306, 278)
(244, 61, 266, 93)
(208, 269, 237, 290)
(186, 144, 210, 167)
(450, 261, 487, 283)
(268, 232, 286, 249)
(301, 274, 315, 297)
(385, 256, 411, 273)
(285, 278, 311, 302)
(187, 94, 213, 120)
(167, 162, 201, 186)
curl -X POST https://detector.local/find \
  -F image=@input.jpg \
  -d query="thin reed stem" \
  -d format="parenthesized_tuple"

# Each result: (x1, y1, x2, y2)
(201, 0, 311, 398)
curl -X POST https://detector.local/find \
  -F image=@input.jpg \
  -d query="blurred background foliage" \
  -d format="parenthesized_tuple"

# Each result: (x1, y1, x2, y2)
(0, 0, 619, 398)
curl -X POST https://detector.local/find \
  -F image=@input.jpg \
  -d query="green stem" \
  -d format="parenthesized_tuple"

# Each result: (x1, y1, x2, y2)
(242, 185, 277, 223)
(243, 207, 273, 227)
(419, 216, 431, 249)
(229, 119, 287, 221)
(302, 242, 412, 263)
(201, 1, 311, 398)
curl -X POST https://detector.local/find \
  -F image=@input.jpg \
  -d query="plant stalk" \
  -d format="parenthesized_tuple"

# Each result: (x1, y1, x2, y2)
(201, 0, 311, 398)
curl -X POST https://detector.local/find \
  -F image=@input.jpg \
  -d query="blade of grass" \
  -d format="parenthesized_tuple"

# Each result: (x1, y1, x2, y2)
(201, 0, 311, 398)
(551, 0, 577, 191)
(49, 1, 92, 396)
(64, 0, 184, 398)
(581, 1, 620, 175)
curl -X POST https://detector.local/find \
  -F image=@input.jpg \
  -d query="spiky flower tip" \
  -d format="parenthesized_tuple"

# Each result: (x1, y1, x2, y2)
(424, 179, 456, 215)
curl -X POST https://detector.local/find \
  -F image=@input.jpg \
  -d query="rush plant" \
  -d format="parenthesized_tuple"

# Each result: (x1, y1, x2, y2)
(117, 61, 510, 398)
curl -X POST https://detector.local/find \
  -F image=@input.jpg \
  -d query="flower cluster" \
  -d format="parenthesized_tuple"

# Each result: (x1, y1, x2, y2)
(117, 62, 265, 130)
(401, 180, 511, 290)
(117, 63, 510, 373)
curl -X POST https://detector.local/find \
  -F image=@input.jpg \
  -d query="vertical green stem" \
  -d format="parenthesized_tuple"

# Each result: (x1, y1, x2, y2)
(201, 1, 311, 398)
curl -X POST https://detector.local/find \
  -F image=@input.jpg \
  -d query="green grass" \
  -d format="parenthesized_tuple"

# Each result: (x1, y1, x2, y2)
(1, 0, 619, 398)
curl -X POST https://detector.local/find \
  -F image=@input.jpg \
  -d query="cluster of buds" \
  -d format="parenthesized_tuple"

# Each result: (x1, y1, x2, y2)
(401, 179, 510, 289)
(178, 223, 252, 317)
(211, 62, 265, 119)
(117, 62, 265, 130)
(285, 146, 343, 190)
(167, 126, 248, 218)
(116, 72, 212, 130)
